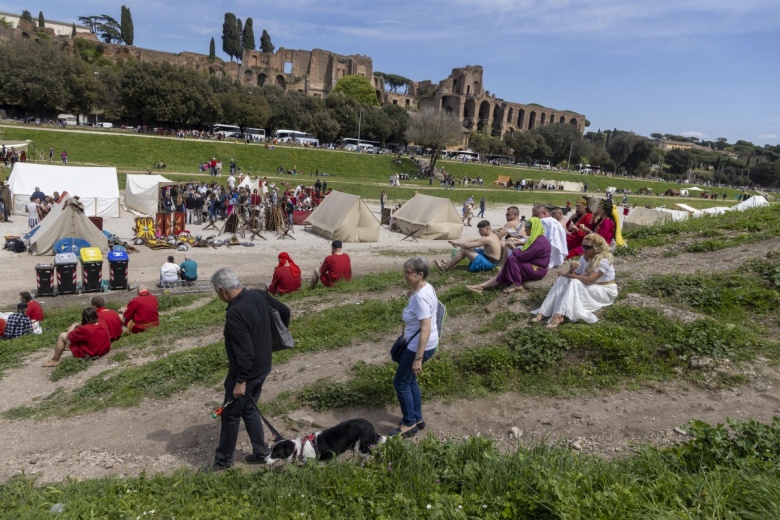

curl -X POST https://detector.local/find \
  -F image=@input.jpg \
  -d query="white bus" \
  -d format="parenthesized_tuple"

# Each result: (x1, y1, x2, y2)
(456, 151, 480, 162)
(57, 114, 78, 126)
(274, 129, 319, 146)
(244, 127, 266, 141)
(341, 138, 379, 153)
(212, 124, 241, 138)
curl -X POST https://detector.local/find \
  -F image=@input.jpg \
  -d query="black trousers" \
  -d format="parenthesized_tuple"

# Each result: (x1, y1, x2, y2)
(214, 368, 271, 465)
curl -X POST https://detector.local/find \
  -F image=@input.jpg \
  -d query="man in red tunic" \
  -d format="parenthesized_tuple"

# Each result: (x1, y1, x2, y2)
(309, 240, 352, 289)
(267, 252, 302, 295)
(92, 295, 123, 342)
(43, 308, 111, 367)
(20, 292, 44, 322)
(119, 284, 160, 333)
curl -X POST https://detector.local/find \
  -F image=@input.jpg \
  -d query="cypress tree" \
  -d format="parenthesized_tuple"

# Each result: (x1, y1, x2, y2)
(38, 11, 44, 28)
(209, 37, 216, 61)
(260, 29, 274, 53)
(120, 5, 134, 45)
(221, 13, 238, 61)
(71, 22, 76, 38)
(242, 18, 256, 51)
(235, 18, 243, 61)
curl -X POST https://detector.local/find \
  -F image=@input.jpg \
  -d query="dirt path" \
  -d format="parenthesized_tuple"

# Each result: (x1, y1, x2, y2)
(1, 230, 779, 484)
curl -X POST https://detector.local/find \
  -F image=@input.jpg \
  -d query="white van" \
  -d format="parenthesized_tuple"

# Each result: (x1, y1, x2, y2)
(97, 122, 113, 128)
(57, 114, 78, 126)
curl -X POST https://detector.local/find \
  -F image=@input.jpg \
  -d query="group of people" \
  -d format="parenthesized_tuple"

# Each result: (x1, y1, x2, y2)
(257, 240, 352, 295)
(436, 198, 624, 329)
(0, 292, 44, 340)
(42, 287, 160, 367)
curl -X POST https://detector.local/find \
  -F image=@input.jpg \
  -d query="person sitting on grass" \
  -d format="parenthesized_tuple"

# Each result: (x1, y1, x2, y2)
(119, 284, 160, 334)
(43, 307, 111, 367)
(309, 241, 352, 289)
(531, 233, 617, 329)
(92, 296, 123, 343)
(435, 220, 502, 273)
(262, 252, 302, 295)
(20, 291, 44, 323)
(467, 217, 551, 295)
(2, 303, 33, 340)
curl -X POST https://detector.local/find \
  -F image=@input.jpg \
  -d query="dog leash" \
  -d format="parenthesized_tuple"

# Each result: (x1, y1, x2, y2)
(210, 390, 286, 442)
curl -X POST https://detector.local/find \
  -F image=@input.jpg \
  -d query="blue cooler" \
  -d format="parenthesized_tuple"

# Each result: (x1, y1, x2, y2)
(54, 252, 79, 295)
(108, 250, 129, 290)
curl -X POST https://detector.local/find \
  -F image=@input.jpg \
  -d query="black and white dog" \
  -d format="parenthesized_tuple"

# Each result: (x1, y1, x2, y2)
(266, 418, 385, 464)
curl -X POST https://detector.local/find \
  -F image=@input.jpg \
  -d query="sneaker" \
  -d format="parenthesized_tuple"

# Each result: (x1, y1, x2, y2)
(245, 453, 269, 465)
(388, 424, 419, 438)
(398, 420, 426, 431)
(200, 460, 232, 473)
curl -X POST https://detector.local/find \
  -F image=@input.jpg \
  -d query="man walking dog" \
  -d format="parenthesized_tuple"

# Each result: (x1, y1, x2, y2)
(204, 268, 290, 471)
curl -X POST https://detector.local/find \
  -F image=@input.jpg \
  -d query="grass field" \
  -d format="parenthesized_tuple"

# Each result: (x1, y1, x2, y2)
(0, 125, 756, 210)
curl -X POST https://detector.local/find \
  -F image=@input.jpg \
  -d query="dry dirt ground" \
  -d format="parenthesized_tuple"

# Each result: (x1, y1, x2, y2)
(0, 202, 779, 483)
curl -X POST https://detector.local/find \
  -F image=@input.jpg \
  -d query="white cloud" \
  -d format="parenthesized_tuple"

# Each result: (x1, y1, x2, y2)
(759, 133, 778, 139)
(680, 131, 706, 139)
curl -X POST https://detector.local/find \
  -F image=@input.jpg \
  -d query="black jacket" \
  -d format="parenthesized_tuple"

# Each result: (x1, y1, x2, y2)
(224, 288, 290, 382)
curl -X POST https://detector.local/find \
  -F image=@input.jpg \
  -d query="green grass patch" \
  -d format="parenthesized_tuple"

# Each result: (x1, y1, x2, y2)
(3, 422, 779, 518)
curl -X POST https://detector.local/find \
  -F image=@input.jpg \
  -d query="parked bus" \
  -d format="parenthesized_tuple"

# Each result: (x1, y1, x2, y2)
(341, 138, 379, 153)
(212, 124, 241, 138)
(274, 129, 319, 145)
(244, 127, 266, 141)
(57, 114, 78, 126)
(456, 151, 480, 162)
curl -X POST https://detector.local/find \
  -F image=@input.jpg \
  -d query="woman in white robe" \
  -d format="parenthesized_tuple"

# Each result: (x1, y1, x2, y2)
(531, 233, 617, 329)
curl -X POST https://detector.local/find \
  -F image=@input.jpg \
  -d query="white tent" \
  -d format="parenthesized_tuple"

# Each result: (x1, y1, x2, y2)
(125, 174, 176, 216)
(674, 203, 703, 215)
(9, 163, 119, 217)
(391, 194, 463, 240)
(654, 207, 690, 222)
(697, 206, 731, 216)
(622, 207, 674, 230)
(732, 195, 769, 212)
(540, 179, 584, 192)
(304, 191, 379, 242)
(28, 195, 108, 255)
(238, 176, 262, 194)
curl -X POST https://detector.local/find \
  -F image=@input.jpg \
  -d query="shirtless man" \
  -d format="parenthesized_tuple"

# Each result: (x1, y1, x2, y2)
(494, 206, 523, 240)
(550, 207, 568, 229)
(435, 220, 502, 273)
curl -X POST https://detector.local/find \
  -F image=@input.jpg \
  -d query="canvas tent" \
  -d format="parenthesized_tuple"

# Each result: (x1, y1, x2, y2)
(733, 195, 768, 212)
(124, 174, 176, 216)
(303, 191, 379, 242)
(540, 179, 583, 192)
(238, 176, 265, 195)
(622, 207, 674, 230)
(654, 207, 690, 222)
(9, 163, 119, 217)
(28, 195, 108, 255)
(391, 194, 463, 240)
(663, 189, 681, 197)
(494, 175, 511, 187)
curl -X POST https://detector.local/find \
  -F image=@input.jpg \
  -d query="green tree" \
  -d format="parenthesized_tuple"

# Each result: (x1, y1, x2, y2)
(77, 15, 100, 33)
(531, 123, 587, 166)
(325, 91, 360, 138)
(331, 75, 378, 106)
(209, 37, 216, 61)
(120, 5, 134, 45)
(381, 103, 410, 144)
(504, 131, 538, 163)
(221, 13, 239, 61)
(71, 22, 76, 37)
(310, 111, 340, 143)
(38, 11, 44, 28)
(96, 15, 122, 43)
(241, 18, 255, 51)
(260, 29, 274, 53)
(664, 149, 694, 176)
(750, 162, 780, 188)
(220, 89, 269, 133)
(405, 106, 463, 174)
(235, 18, 243, 61)
(20, 10, 33, 23)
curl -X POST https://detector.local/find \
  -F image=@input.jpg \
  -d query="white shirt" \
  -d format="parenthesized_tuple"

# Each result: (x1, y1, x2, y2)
(160, 262, 180, 282)
(402, 282, 439, 353)
(576, 257, 615, 283)
(227, 175, 236, 188)
(540, 216, 568, 268)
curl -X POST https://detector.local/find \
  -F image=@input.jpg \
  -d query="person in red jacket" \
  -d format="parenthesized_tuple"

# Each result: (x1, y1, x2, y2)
(119, 284, 160, 333)
(43, 307, 111, 367)
(92, 295, 123, 342)
(20, 292, 44, 322)
(309, 240, 352, 289)
(266, 252, 302, 295)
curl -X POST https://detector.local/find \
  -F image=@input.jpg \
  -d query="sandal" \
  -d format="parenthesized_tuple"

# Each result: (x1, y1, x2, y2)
(503, 285, 524, 294)
(546, 315, 565, 329)
(531, 313, 545, 323)
(42, 359, 59, 368)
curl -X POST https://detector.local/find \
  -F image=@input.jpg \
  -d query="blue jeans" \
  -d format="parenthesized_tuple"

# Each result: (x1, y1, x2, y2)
(393, 347, 435, 427)
(214, 369, 271, 466)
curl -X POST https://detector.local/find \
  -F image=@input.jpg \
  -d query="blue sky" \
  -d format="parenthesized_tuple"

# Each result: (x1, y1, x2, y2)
(6, 0, 780, 146)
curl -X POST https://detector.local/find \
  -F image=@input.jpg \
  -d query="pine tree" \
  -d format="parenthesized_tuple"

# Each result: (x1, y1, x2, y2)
(209, 37, 216, 61)
(260, 29, 274, 53)
(20, 10, 33, 23)
(71, 22, 76, 38)
(120, 5, 134, 45)
(235, 18, 243, 61)
(38, 11, 44, 28)
(242, 17, 256, 51)
(221, 13, 239, 61)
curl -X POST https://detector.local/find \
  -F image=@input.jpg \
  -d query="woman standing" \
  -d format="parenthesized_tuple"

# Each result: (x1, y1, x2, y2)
(391, 257, 439, 438)
(531, 233, 618, 329)
(467, 217, 551, 294)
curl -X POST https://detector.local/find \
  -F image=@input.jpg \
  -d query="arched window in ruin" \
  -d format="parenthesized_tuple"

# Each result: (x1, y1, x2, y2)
(244, 70, 253, 84)
(549, 113, 555, 124)
(569, 117, 578, 126)
(276, 75, 286, 88)
(466, 85, 471, 95)
(492, 105, 503, 137)
(518, 109, 525, 129)
(473, 81, 480, 95)
(507, 107, 514, 123)
(405, 99, 410, 107)
(393, 100, 398, 105)
(445, 106, 453, 115)
(529, 111, 537, 130)
(560, 115, 566, 124)
(478, 101, 491, 126)
(376, 90, 382, 103)
(540, 113, 546, 126)
(257, 74, 267, 86)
